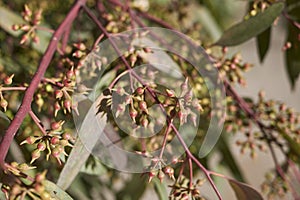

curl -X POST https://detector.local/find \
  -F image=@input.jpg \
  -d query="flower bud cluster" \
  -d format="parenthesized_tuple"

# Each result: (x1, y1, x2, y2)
(21, 120, 73, 165)
(1, 163, 51, 200)
(12, 5, 44, 45)
(169, 176, 205, 200)
(214, 51, 252, 86)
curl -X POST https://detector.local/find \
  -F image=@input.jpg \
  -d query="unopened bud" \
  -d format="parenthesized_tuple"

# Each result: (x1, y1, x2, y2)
(20, 34, 28, 45)
(30, 149, 41, 164)
(139, 101, 148, 114)
(0, 98, 8, 112)
(12, 24, 20, 31)
(4, 74, 14, 85)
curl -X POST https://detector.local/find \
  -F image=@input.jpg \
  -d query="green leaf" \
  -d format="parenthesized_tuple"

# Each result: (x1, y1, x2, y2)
(218, 135, 246, 182)
(0, 7, 24, 36)
(116, 174, 147, 200)
(285, 0, 300, 89)
(44, 180, 73, 200)
(0, 183, 5, 200)
(153, 178, 168, 200)
(57, 99, 107, 190)
(228, 179, 264, 200)
(214, 2, 284, 46)
(256, 27, 271, 63)
(32, 29, 52, 53)
(80, 157, 107, 175)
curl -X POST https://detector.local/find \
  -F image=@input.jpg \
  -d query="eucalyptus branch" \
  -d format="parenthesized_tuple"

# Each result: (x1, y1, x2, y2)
(0, 0, 87, 168)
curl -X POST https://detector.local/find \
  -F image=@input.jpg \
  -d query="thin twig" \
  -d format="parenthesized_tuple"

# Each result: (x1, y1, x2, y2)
(28, 110, 47, 136)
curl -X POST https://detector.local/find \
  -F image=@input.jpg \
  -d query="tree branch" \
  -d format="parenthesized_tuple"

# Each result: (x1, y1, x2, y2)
(0, 0, 87, 168)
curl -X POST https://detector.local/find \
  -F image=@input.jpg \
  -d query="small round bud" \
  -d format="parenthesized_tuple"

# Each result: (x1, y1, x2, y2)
(40, 191, 51, 200)
(129, 109, 138, 118)
(51, 147, 61, 158)
(139, 101, 148, 113)
(31, 149, 41, 164)
(163, 166, 174, 179)
(158, 170, 165, 182)
(0, 98, 8, 112)
(148, 170, 157, 183)
(140, 117, 149, 127)
(135, 87, 144, 95)
(37, 142, 46, 151)
(63, 99, 72, 112)
(12, 24, 20, 31)
(51, 136, 60, 145)
(54, 90, 63, 99)
(62, 133, 71, 140)
(51, 122, 61, 131)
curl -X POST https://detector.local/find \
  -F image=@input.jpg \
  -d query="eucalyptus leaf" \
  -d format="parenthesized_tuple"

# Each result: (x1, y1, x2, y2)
(0, 183, 5, 200)
(218, 135, 245, 182)
(214, 2, 284, 46)
(44, 180, 73, 200)
(116, 174, 147, 200)
(285, 0, 300, 89)
(0, 7, 24, 36)
(80, 157, 107, 175)
(153, 178, 168, 200)
(57, 99, 107, 190)
(228, 179, 264, 200)
(256, 27, 271, 63)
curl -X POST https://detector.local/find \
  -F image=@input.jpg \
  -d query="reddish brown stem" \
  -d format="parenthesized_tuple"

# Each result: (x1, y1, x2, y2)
(28, 110, 47, 136)
(0, 0, 87, 168)
(0, 87, 27, 91)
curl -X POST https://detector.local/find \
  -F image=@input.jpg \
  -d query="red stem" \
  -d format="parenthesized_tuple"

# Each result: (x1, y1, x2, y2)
(28, 110, 47, 136)
(0, 87, 27, 91)
(0, 0, 87, 168)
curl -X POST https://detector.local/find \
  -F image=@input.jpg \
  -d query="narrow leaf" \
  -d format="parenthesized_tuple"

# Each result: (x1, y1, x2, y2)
(256, 27, 271, 63)
(218, 135, 246, 182)
(80, 157, 107, 175)
(214, 2, 284, 46)
(153, 178, 168, 200)
(0, 7, 24, 36)
(285, 0, 300, 89)
(116, 174, 147, 200)
(44, 180, 73, 200)
(228, 179, 264, 200)
(57, 99, 107, 190)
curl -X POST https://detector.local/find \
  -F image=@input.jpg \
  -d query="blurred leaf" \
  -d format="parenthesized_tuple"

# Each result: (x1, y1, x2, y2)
(228, 179, 263, 200)
(218, 135, 245, 182)
(44, 180, 73, 199)
(32, 29, 52, 53)
(202, 0, 242, 30)
(214, 2, 284, 46)
(256, 27, 271, 63)
(0, 111, 10, 137)
(80, 157, 107, 175)
(0, 6, 24, 36)
(153, 178, 168, 200)
(116, 174, 147, 200)
(277, 126, 300, 159)
(194, 4, 222, 41)
(0, 183, 5, 200)
(57, 100, 107, 190)
(285, 0, 300, 89)
(67, 176, 90, 200)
